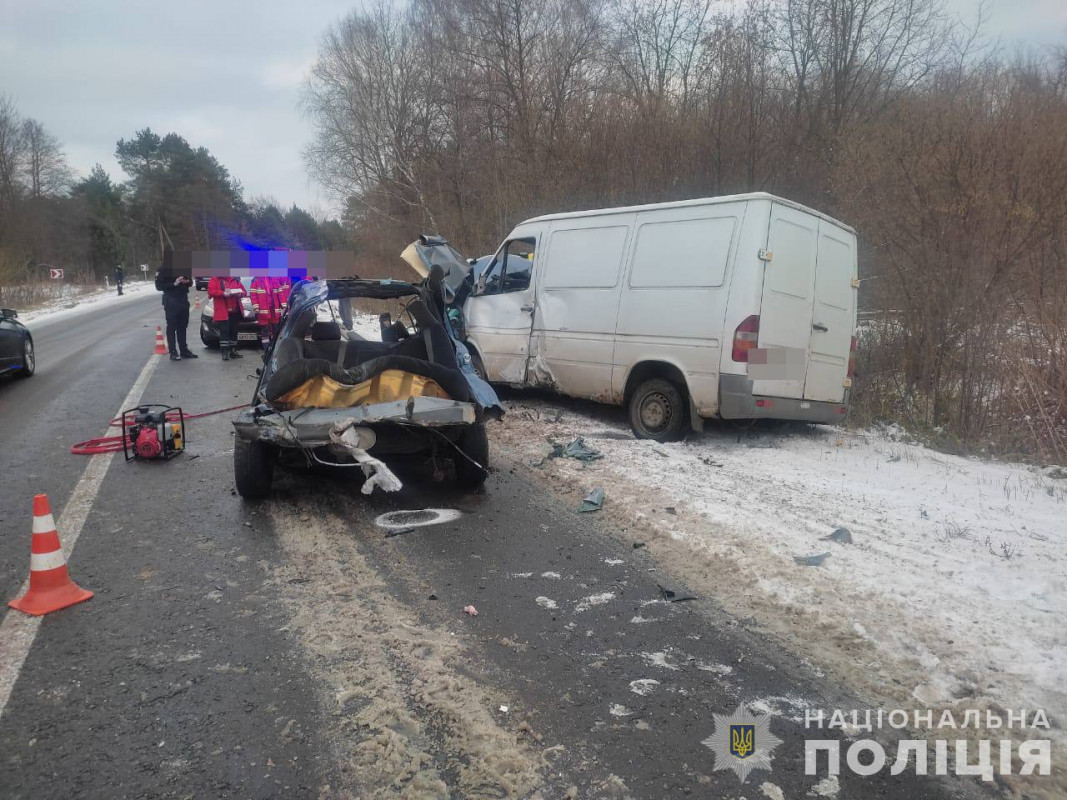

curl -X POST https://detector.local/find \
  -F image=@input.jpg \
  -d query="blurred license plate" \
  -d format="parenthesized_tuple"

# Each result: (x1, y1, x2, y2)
(237, 332, 258, 341)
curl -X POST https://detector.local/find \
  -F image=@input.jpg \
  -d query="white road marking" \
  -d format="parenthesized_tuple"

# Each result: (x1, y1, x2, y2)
(0, 352, 161, 721)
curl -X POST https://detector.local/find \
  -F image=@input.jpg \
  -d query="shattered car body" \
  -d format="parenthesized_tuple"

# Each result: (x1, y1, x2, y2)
(232, 263, 501, 499)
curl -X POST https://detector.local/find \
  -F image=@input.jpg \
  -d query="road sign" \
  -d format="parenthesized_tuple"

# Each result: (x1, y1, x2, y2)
(49, 268, 64, 280)
(140, 264, 149, 274)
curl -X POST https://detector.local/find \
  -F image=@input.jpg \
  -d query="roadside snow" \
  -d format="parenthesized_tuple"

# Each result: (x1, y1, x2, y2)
(16, 281, 155, 327)
(494, 397, 1067, 729)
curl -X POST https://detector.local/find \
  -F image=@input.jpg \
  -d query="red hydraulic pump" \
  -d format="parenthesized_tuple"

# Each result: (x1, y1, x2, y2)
(121, 405, 185, 461)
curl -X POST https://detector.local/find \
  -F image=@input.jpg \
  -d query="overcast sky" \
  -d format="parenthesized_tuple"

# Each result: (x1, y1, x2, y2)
(0, 0, 1063, 217)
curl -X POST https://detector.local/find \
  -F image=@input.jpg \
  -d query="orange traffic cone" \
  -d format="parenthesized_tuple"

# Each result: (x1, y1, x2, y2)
(153, 326, 168, 354)
(8, 494, 93, 616)
(194, 295, 201, 309)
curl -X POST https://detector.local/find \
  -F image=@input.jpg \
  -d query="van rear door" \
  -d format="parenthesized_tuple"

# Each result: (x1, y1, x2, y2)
(804, 225, 856, 403)
(750, 203, 818, 400)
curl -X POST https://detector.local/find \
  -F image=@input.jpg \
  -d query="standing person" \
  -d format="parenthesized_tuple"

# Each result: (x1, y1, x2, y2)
(267, 275, 291, 343)
(114, 265, 124, 296)
(155, 262, 198, 361)
(249, 273, 275, 349)
(207, 275, 247, 360)
(272, 276, 291, 324)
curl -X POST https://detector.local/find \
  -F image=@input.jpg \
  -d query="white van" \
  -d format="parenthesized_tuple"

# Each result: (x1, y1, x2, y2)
(462, 192, 858, 441)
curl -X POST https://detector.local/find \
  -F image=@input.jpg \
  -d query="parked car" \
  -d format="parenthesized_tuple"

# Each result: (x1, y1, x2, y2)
(461, 192, 858, 441)
(231, 261, 501, 499)
(194, 277, 211, 291)
(200, 277, 260, 348)
(0, 308, 34, 379)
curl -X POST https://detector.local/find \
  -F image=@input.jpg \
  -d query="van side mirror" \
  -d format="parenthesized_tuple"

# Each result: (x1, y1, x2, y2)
(0, 308, 17, 319)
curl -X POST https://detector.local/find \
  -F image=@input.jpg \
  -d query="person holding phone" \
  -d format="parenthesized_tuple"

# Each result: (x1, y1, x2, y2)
(155, 257, 198, 361)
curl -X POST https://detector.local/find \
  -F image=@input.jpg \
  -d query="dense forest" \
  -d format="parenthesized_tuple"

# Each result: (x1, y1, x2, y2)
(302, 0, 1067, 460)
(0, 100, 347, 300)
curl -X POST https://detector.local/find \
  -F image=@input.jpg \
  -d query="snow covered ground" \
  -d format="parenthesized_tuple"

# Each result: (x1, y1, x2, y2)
(15, 281, 155, 327)
(491, 396, 1067, 735)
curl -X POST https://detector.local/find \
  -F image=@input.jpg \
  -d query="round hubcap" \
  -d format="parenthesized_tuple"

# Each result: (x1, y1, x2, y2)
(640, 392, 672, 431)
(24, 341, 34, 371)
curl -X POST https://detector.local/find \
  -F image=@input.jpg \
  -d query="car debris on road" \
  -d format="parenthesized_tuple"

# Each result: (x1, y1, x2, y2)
(578, 487, 605, 512)
(793, 552, 831, 567)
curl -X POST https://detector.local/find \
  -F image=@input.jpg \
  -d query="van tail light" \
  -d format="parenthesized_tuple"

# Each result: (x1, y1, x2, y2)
(732, 315, 760, 362)
(848, 336, 858, 377)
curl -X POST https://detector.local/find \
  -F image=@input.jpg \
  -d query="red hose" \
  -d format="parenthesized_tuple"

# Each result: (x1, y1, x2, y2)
(72, 403, 250, 455)
(107, 403, 249, 428)
(70, 436, 127, 455)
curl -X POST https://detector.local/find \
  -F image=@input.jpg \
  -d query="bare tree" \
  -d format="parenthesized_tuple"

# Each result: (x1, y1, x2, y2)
(0, 95, 26, 228)
(22, 118, 73, 198)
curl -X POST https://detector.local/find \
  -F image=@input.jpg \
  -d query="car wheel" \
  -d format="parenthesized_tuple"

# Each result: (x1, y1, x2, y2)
(469, 348, 488, 381)
(455, 423, 489, 488)
(15, 338, 34, 378)
(629, 378, 686, 442)
(201, 326, 220, 348)
(234, 438, 274, 499)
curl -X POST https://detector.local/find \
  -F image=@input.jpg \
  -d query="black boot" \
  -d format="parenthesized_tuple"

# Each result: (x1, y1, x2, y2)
(169, 352, 181, 361)
(179, 350, 199, 359)
(229, 348, 243, 359)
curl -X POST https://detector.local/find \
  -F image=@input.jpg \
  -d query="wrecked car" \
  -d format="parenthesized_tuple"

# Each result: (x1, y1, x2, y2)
(232, 254, 501, 499)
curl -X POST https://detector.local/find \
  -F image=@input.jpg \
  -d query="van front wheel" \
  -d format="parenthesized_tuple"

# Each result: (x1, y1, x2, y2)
(629, 378, 687, 442)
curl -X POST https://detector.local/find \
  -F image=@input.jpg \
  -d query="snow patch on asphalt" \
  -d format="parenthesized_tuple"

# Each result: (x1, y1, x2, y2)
(535, 596, 558, 610)
(628, 679, 660, 696)
(641, 651, 679, 671)
(809, 774, 840, 797)
(574, 592, 615, 613)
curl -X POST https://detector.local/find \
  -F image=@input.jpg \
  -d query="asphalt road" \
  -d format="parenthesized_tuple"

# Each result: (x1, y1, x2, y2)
(0, 296, 991, 799)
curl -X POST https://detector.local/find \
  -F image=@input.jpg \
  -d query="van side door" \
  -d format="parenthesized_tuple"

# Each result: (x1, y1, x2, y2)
(750, 203, 818, 400)
(463, 233, 539, 385)
(531, 216, 635, 400)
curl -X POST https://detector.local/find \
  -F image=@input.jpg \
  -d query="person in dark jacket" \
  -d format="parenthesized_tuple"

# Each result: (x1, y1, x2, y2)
(114, 265, 124, 296)
(155, 258, 198, 361)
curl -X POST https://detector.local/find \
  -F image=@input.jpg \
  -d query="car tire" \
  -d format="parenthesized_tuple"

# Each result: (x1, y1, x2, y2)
(15, 338, 34, 378)
(455, 422, 489, 488)
(629, 378, 687, 442)
(234, 438, 274, 499)
(201, 328, 220, 349)
(469, 348, 488, 381)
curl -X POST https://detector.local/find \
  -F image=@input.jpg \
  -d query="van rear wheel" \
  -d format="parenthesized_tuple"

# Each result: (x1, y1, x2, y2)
(629, 378, 686, 442)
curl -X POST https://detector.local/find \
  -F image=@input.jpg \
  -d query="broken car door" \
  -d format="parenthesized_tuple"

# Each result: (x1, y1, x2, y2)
(464, 233, 539, 385)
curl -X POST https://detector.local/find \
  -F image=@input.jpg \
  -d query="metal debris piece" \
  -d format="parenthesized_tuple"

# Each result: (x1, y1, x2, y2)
(633, 542, 646, 549)
(548, 436, 604, 463)
(822, 527, 853, 544)
(578, 488, 605, 513)
(793, 552, 831, 567)
(658, 584, 697, 603)
(329, 421, 402, 494)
